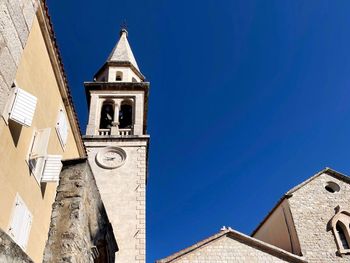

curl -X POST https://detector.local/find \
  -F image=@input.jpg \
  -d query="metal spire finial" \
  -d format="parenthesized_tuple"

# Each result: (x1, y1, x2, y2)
(120, 20, 128, 37)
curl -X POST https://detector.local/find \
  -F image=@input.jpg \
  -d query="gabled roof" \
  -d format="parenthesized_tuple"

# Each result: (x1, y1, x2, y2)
(252, 167, 350, 236)
(156, 229, 307, 263)
(286, 167, 350, 195)
(107, 29, 140, 71)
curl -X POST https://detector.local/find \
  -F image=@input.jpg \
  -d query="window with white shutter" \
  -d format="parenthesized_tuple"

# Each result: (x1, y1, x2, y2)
(56, 108, 68, 148)
(41, 155, 63, 182)
(28, 128, 51, 183)
(9, 87, 37, 127)
(8, 194, 32, 251)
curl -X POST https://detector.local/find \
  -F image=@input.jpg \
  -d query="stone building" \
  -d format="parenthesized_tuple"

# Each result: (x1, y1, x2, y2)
(157, 168, 350, 263)
(83, 28, 149, 262)
(1, 1, 350, 263)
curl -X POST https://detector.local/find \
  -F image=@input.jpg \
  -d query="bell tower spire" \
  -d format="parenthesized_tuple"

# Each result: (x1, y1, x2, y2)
(83, 29, 149, 263)
(94, 28, 145, 83)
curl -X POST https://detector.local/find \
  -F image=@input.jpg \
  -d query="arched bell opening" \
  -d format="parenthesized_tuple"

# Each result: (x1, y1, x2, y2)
(119, 100, 133, 129)
(99, 101, 115, 129)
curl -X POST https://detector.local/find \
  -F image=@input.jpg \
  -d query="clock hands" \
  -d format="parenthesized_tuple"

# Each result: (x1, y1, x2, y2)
(105, 156, 116, 161)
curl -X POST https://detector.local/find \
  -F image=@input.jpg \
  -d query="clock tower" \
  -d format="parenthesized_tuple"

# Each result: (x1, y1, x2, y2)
(83, 29, 149, 263)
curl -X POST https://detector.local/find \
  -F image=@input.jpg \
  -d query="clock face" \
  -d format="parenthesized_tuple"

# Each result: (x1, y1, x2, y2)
(95, 147, 126, 169)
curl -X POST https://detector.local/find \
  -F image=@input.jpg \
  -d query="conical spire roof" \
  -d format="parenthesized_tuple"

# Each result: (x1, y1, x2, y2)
(107, 29, 140, 71)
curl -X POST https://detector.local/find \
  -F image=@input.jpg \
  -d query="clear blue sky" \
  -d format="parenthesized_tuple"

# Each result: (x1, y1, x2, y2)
(47, 1, 350, 261)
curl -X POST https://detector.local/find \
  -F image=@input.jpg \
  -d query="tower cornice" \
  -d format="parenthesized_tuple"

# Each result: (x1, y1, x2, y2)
(93, 61, 145, 81)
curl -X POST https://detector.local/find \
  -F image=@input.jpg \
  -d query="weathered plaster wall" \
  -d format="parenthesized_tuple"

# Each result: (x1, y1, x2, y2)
(0, 0, 38, 114)
(43, 158, 117, 263)
(289, 172, 350, 262)
(0, 228, 34, 263)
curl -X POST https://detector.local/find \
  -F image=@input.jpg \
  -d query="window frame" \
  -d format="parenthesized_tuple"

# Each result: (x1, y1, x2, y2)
(330, 210, 350, 255)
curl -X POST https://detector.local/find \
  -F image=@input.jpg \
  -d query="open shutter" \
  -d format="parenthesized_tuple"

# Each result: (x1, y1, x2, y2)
(9, 87, 37, 127)
(30, 128, 51, 158)
(56, 109, 68, 147)
(29, 128, 51, 182)
(41, 155, 63, 182)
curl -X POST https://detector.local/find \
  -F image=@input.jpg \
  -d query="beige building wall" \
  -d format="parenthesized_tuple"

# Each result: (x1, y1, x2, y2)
(0, 14, 82, 263)
(288, 172, 350, 263)
(253, 199, 301, 255)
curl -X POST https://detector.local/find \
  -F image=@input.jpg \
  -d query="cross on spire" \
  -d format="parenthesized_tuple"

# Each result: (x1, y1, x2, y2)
(120, 20, 128, 36)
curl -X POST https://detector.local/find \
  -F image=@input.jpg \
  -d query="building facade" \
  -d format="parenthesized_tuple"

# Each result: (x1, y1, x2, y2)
(0, 0, 85, 262)
(158, 168, 350, 263)
(83, 29, 149, 263)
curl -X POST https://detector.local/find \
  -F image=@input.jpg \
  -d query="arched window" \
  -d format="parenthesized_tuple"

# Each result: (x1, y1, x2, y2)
(132, 77, 137, 83)
(116, 71, 123, 81)
(329, 209, 350, 254)
(119, 100, 133, 129)
(99, 101, 114, 129)
(337, 223, 350, 250)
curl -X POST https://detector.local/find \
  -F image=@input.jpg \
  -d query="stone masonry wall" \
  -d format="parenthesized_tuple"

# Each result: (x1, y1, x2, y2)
(0, 0, 38, 113)
(84, 138, 148, 263)
(288, 172, 350, 262)
(0, 228, 34, 263)
(168, 235, 290, 263)
(43, 158, 117, 263)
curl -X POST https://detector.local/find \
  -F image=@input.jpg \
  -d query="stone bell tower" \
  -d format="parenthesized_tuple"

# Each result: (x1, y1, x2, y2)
(83, 29, 149, 263)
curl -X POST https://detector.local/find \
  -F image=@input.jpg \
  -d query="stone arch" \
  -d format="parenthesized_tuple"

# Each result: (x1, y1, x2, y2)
(118, 99, 133, 129)
(329, 209, 350, 254)
(99, 100, 115, 129)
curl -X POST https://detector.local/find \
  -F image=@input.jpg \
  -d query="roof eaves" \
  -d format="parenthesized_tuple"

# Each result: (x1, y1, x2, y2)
(40, 0, 86, 157)
(252, 167, 350, 236)
(156, 229, 307, 263)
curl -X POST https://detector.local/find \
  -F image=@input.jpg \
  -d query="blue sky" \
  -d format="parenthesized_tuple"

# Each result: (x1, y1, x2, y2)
(47, 1, 350, 261)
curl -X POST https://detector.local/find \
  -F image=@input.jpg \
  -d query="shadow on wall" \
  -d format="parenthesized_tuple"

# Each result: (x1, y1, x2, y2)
(9, 120, 22, 147)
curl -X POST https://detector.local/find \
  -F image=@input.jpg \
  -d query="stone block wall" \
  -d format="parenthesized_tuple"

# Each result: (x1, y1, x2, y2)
(0, 228, 34, 263)
(288, 172, 350, 262)
(166, 235, 291, 263)
(84, 138, 148, 263)
(43, 158, 117, 263)
(0, 0, 38, 114)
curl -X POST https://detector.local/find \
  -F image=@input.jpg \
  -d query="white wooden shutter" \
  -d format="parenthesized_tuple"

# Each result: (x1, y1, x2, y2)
(9, 87, 37, 127)
(56, 109, 68, 147)
(8, 195, 32, 250)
(41, 155, 63, 182)
(19, 209, 32, 250)
(29, 128, 51, 182)
(30, 128, 51, 158)
(33, 156, 46, 183)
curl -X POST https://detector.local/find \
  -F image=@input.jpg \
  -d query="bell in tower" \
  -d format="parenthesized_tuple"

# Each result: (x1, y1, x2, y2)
(83, 28, 149, 263)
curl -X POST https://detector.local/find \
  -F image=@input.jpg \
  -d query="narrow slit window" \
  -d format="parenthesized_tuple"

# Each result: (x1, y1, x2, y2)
(116, 71, 123, 81)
